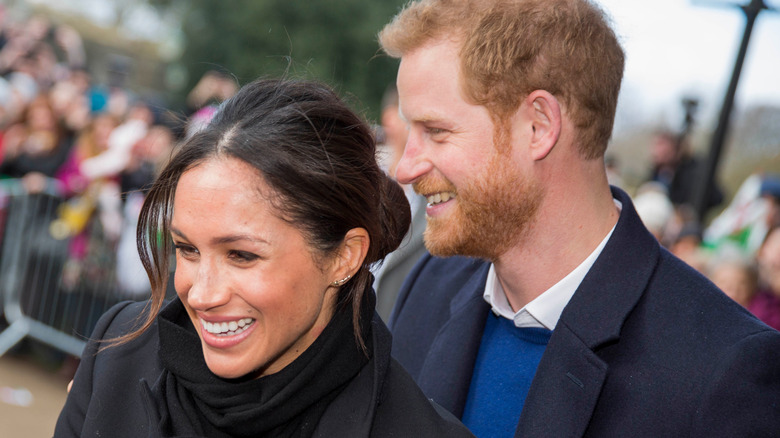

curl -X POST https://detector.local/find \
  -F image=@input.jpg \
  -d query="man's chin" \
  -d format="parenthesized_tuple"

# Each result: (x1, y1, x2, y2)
(423, 228, 495, 260)
(423, 222, 461, 258)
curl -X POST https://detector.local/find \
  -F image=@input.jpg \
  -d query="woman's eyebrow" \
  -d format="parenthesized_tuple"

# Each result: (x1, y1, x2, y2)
(170, 228, 268, 246)
(211, 234, 270, 246)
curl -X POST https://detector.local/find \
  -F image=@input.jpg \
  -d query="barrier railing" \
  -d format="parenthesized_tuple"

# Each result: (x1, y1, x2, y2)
(0, 178, 140, 358)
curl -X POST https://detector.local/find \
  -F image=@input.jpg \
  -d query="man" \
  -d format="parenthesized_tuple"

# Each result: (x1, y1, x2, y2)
(373, 85, 428, 321)
(378, 0, 780, 437)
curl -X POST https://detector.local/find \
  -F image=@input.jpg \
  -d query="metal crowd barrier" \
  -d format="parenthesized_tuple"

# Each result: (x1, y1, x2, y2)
(0, 178, 137, 358)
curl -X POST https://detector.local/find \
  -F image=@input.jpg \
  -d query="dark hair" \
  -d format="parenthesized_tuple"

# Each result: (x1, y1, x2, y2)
(122, 78, 411, 350)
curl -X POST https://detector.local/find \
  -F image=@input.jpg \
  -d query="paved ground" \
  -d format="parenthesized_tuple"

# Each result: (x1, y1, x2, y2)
(0, 346, 72, 438)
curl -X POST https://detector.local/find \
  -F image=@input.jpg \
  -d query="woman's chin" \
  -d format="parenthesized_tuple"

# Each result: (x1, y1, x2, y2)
(204, 357, 255, 380)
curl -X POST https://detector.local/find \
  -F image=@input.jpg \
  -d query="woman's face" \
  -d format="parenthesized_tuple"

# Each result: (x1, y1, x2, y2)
(171, 157, 339, 379)
(92, 115, 116, 152)
(28, 100, 56, 132)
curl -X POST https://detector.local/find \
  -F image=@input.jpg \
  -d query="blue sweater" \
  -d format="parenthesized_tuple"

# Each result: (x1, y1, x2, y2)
(461, 313, 552, 438)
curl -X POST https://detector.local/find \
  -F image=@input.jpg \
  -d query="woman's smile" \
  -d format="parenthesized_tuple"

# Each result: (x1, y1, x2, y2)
(198, 316, 258, 350)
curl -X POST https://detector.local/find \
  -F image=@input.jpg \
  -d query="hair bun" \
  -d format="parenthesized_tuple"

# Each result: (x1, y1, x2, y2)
(375, 174, 412, 261)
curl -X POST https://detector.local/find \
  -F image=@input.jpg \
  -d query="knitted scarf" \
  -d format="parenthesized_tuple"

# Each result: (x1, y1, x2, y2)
(146, 296, 372, 438)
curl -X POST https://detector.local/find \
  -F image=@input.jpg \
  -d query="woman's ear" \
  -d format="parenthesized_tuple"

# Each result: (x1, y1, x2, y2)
(329, 228, 370, 287)
(524, 90, 562, 161)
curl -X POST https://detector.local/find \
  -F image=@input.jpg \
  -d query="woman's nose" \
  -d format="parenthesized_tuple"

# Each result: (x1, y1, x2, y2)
(182, 259, 230, 310)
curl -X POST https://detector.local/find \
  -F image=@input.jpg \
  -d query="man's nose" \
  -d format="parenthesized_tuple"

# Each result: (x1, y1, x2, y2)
(395, 130, 432, 185)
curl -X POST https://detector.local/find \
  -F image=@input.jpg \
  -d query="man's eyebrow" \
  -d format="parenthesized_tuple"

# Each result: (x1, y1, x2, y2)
(402, 112, 448, 125)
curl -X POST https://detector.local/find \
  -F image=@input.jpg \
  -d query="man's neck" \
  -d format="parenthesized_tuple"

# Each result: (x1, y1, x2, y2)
(494, 184, 619, 312)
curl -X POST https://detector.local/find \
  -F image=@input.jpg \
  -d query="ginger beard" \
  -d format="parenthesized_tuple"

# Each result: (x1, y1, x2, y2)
(415, 148, 543, 261)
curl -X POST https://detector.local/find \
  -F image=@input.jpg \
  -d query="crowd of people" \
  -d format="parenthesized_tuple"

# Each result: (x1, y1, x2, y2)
(0, 11, 188, 300)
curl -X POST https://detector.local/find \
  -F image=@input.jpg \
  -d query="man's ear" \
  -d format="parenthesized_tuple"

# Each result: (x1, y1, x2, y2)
(329, 227, 370, 287)
(523, 90, 562, 161)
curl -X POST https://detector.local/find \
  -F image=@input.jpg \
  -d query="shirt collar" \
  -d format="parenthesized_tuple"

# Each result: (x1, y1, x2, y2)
(483, 199, 622, 330)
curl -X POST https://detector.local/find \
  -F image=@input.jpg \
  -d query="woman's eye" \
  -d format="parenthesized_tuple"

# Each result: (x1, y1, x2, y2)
(229, 250, 259, 263)
(174, 244, 198, 258)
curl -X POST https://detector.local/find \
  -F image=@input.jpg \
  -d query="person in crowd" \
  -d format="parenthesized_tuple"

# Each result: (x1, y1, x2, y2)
(78, 100, 153, 182)
(55, 78, 474, 438)
(378, 0, 780, 436)
(708, 251, 758, 308)
(647, 129, 723, 214)
(633, 181, 673, 242)
(184, 70, 237, 139)
(55, 113, 117, 197)
(373, 84, 427, 321)
(760, 174, 780, 230)
(668, 220, 707, 272)
(0, 94, 74, 192)
(749, 226, 780, 331)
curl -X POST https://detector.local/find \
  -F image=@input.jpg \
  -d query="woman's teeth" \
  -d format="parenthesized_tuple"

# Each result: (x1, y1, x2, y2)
(426, 192, 455, 206)
(201, 318, 254, 336)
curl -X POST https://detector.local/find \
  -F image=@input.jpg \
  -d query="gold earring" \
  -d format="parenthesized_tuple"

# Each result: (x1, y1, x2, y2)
(330, 275, 352, 287)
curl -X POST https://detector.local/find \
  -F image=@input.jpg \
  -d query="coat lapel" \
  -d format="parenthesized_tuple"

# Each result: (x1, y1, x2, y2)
(417, 262, 491, 418)
(515, 325, 608, 437)
(517, 187, 661, 437)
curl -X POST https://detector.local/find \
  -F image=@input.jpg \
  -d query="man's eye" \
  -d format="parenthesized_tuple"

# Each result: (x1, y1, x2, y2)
(426, 127, 447, 136)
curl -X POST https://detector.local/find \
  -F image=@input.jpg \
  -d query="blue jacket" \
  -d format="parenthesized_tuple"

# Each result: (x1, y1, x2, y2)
(389, 187, 780, 437)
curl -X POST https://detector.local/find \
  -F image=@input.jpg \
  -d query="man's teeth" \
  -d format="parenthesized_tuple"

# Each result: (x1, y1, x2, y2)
(426, 192, 455, 205)
(201, 318, 254, 336)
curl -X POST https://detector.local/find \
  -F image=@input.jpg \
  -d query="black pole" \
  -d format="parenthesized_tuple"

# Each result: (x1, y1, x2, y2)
(694, 0, 767, 222)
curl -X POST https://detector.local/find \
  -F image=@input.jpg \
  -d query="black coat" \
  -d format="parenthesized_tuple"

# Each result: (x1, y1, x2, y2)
(55, 300, 474, 438)
(389, 187, 780, 437)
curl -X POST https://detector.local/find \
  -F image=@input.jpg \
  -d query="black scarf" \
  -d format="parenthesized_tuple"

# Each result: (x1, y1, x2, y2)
(145, 295, 372, 438)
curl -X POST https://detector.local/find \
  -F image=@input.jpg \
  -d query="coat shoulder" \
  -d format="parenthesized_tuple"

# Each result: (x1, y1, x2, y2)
(394, 254, 488, 316)
(55, 300, 163, 438)
(582, 249, 780, 436)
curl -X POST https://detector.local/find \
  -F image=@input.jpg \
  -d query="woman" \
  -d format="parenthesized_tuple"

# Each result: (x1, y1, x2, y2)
(0, 94, 74, 189)
(54, 79, 474, 438)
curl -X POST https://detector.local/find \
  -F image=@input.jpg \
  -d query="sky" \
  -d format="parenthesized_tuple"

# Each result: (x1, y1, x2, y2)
(595, 0, 780, 132)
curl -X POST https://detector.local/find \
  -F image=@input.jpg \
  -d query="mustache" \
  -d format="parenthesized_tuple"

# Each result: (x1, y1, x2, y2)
(412, 175, 457, 196)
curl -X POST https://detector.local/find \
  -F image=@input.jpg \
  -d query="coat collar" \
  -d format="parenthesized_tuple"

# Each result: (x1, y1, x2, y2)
(417, 262, 491, 417)
(559, 186, 660, 349)
(516, 186, 661, 437)
(312, 313, 392, 437)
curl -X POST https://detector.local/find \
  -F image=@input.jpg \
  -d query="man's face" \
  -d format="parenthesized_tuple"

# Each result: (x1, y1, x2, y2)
(396, 38, 542, 261)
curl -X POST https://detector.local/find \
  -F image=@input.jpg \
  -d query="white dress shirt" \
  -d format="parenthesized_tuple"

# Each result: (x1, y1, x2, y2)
(483, 200, 622, 330)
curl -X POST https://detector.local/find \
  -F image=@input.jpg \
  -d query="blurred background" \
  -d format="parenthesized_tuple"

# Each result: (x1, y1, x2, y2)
(0, 0, 778, 436)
